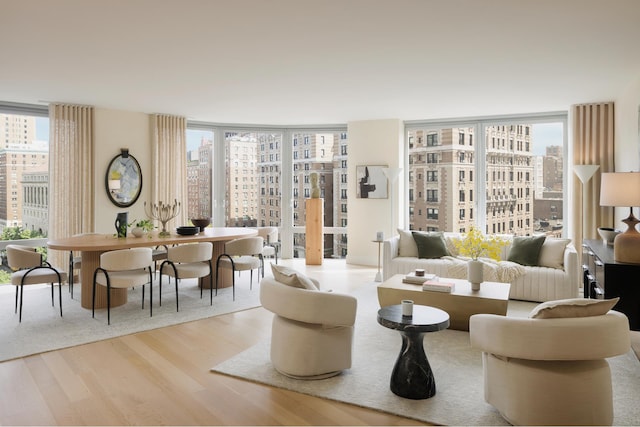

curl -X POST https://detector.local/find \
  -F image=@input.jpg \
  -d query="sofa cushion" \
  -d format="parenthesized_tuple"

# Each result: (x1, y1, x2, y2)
(529, 297, 620, 319)
(271, 264, 318, 290)
(412, 231, 450, 259)
(538, 238, 571, 269)
(507, 235, 546, 266)
(397, 229, 418, 257)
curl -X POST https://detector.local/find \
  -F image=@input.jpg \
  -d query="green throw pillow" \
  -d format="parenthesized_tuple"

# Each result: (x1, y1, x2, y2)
(412, 231, 450, 259)
(507, 235, 546, 266)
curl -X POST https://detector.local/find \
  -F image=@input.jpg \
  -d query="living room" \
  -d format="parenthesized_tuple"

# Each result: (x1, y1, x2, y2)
(1, 0, 640, 425)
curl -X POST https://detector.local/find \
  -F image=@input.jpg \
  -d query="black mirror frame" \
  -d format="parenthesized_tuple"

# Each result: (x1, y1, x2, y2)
(105, 151, 142, 208)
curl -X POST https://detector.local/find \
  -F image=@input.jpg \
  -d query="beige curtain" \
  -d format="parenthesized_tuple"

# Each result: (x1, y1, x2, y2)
(150, 115, 187, 229)
(572, 102, 615, 251)
(48, 104, 95, 268)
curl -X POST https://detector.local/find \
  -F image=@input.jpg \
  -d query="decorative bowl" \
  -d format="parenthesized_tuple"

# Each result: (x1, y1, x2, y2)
(597, 227, 620, 245)
(191, 218, 211, 231)
(176, 226, 199, 236)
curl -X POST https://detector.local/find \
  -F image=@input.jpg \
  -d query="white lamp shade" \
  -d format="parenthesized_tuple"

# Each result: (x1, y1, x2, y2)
(381, 167, 402, 182)
(573, 164, 599, 183)
(600, 172, 640, 207)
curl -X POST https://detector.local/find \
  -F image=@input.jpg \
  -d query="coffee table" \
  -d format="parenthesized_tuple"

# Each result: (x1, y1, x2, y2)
(377, 274, 510, 331)
(377, 304, 449, 399)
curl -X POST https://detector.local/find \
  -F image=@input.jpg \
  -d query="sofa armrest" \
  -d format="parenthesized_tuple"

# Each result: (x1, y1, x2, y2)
(382, 235, 400, 281)
(260, 278, 357, 327)
(470, 311, 630, 361)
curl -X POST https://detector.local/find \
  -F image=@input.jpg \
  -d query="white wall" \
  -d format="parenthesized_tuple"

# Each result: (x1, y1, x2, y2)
(93, 108, 151, 234)
(346, 119, 403, 266)
(613, 74, 640, 224)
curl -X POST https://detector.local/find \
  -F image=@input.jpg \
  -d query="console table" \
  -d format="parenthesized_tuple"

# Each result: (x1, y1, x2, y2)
(582, 239, 640, 330)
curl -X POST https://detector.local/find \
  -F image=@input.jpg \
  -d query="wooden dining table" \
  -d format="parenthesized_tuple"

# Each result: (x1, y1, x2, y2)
(47, 227, 258, 309)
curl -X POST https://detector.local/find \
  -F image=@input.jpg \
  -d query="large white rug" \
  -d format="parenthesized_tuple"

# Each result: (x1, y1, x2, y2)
(0, 276, 262, 362)
(211, 283, 640, 426)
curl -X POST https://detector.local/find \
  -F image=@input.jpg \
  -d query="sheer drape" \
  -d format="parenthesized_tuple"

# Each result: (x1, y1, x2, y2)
(572, 102, 615, 250)
(48, 104, 95, 268)
(151, 115, 187, 229)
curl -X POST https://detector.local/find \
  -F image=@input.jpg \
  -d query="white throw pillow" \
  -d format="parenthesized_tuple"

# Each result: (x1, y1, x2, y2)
(271, 263, 318, 290)
(397, 229, 418, 257)
(538, 238, 571, 269)
(529, 297, 619, 319)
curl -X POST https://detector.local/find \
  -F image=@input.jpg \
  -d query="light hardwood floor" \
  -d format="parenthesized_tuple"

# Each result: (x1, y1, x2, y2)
(0, 260, 426, 426)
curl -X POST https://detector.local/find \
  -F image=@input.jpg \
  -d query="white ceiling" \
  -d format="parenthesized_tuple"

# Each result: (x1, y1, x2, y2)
(2, 0, 640, 125)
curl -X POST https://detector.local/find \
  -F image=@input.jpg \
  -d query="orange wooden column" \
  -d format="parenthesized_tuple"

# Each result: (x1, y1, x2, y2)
(305, 198, 323, 265)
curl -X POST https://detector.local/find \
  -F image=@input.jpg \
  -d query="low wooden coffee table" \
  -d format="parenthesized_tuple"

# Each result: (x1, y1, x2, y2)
(377, 274, 510, 331)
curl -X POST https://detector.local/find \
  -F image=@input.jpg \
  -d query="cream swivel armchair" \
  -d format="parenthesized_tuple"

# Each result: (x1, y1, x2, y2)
(260, 271, 358, 379)
(7, 245, 68, 322)
(215, 236, 263, 300)
(158, 242, 213, 310)
(92, 247, 153, 325)
(470, 298, 630, 426)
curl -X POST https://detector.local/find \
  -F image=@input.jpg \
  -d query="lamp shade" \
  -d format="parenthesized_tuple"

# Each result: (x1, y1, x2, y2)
(573, 164, 599, 183)
(599, 172, 640, 207)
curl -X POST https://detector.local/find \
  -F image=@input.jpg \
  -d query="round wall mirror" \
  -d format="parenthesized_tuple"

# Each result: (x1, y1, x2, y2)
(105, 150, 142, 208)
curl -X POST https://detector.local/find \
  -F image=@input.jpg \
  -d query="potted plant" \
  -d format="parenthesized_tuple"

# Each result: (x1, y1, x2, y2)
(131, 219, 155, 237)
(453, 226, 507, 291)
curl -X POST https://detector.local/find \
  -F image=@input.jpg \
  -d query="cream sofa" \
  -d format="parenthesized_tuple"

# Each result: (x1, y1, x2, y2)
(382, 231, 580, 302)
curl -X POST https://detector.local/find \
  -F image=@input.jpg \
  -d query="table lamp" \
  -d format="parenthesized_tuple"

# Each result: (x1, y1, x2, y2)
(600, 172, 640, 264)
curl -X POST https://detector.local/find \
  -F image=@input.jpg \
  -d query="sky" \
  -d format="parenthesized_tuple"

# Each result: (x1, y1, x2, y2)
(531, 123, 564, 156)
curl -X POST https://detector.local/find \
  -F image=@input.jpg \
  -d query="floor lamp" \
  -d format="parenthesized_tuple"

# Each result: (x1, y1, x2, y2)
(574, 164, 600, 247)
(380, 167, 402, 282)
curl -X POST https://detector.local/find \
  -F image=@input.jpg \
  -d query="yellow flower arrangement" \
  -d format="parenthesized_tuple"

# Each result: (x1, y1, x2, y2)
(453, 226, 506, 261)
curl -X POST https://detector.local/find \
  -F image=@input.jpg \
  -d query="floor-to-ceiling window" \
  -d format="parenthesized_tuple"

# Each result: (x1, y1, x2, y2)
(0, 104, 50, 238)
(186, 123, 348, 259)
(406, 113, 567, 236)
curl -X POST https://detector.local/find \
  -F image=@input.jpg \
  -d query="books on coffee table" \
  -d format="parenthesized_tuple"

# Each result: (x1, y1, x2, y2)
(422, 280, 455, 293)
(402, 272, 438, 285)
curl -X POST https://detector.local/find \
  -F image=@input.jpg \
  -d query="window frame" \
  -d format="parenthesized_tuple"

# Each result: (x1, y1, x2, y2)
(405, 112, 568, 236)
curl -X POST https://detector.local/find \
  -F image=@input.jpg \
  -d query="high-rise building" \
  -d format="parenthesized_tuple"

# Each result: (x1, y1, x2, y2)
(0, 141, 49, 231)
(409, 125, 535, 236)
(21, 171, 49, 235)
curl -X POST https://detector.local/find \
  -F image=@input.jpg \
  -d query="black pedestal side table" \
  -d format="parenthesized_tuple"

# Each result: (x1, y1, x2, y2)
(377, 304, 450, 399)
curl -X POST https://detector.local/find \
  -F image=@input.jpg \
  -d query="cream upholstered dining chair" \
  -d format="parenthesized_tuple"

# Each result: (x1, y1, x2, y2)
(7, 245, 68, 322)
(260, 265, 357, 379)
(470, 298, 630, 426)
(256, 226, 279, 265)
(215, 236, 263, 300)
(92, 247, 153, 325)
(158, 242, 213, 310)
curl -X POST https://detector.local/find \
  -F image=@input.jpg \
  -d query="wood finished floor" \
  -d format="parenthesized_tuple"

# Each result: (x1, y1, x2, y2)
(0, 260, 427, 426)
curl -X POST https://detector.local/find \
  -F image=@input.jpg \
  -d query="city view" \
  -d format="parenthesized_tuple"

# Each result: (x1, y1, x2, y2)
(1, 112, 564, 261)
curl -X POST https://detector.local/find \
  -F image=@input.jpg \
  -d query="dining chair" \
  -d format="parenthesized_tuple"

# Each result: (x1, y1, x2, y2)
(7, 245, 68, 322)
(158, 242, 213, 310)
(215, 236, 264, 300)
(256, 227, 279, 266)
(92, 247, 153, 325)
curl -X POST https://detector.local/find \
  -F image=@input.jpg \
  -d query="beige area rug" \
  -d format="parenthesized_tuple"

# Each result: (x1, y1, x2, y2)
(0, 275, 262, 362)
(211, 284, 640, 426)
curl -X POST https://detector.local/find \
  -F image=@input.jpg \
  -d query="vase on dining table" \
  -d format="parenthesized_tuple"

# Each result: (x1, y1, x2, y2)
(115, 212, 128, 238)
(468, 259, 483, 291)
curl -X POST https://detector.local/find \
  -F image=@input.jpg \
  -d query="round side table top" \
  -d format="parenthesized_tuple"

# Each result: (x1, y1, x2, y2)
(377, 304, 450, 333)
